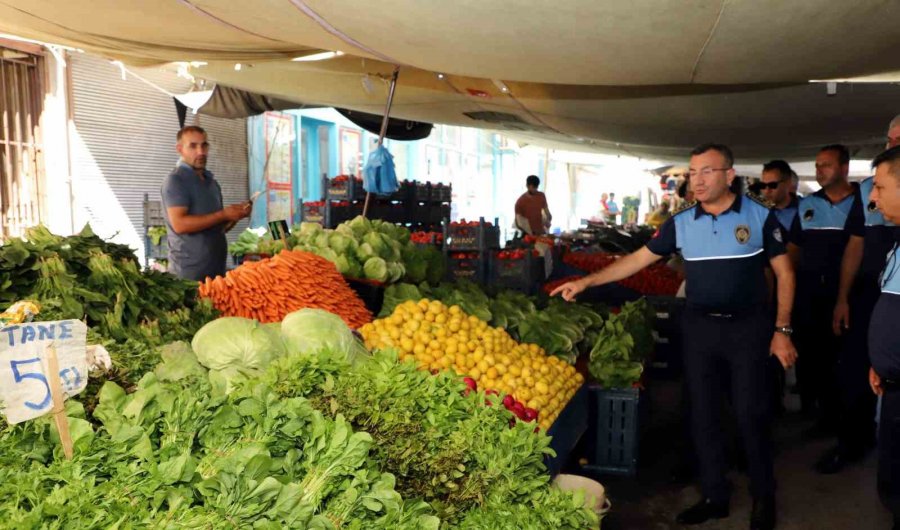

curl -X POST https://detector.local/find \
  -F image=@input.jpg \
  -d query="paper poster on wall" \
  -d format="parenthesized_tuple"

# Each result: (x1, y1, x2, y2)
(267, 189, 292, 223)
(340, 128, 362, 178)
(265, 113, 293, 186)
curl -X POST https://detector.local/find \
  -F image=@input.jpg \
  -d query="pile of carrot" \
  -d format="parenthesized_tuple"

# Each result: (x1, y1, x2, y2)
(198, 250, 372, 328)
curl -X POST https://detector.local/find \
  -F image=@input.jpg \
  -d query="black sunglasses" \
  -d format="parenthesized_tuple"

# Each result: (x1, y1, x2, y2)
(753, 181, 784, 191)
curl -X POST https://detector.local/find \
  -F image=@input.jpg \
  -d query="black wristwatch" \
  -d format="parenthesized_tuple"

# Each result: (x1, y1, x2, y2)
(775, 326, 793, 337)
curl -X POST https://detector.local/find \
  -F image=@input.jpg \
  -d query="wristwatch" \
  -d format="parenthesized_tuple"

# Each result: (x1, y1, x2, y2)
(775, 325, 793, 337)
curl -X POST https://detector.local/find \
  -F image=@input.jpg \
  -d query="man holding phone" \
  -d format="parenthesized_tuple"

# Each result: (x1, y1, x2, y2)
(162, 125, 251, 281)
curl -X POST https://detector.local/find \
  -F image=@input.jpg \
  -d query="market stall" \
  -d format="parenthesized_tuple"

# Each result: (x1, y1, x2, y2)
(1, 222, 658, 528)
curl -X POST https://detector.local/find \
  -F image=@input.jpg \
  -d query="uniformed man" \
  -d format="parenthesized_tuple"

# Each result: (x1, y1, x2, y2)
(552, 143, 797, 530)
(788, 144, 865, 438)
(759, 160, 799, 234)
(819, 124, 900, 474)
(865, 145, 900, 529)
(758, 160, 799, 414)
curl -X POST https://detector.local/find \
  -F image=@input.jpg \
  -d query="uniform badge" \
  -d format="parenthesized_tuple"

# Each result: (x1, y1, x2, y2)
(734, 224, 751, 244)
(868, 201, 879, 213)
(803, 209, 814, 221)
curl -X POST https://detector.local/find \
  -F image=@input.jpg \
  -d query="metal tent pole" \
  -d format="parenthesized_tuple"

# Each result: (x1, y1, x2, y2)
(362, 65, 401, 218)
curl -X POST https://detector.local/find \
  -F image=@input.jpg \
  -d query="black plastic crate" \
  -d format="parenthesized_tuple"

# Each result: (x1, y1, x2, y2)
(325, 202, 363, 228)
(346, 278, 385, 315)
(301, 202, 326, 225)
(326, 176, 366, 202)
(582, 385, 641, 476)
(545, 384, 589, 477)
(446, 253, 486, 284)
(445, 218, 500, 251)
(410, 182, 431, 202)
(490, 251, 546, 294)
(645, 295, 685, 338)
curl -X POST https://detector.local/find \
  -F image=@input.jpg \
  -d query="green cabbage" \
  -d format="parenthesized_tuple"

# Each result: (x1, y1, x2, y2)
(347, 215, 372, 238)
(357, 243, 376, 261)
(281, 308, 369, 364)
(363, 257, 389, 282)
(191, 317, 286, 372)
(298, 222, 323, 239)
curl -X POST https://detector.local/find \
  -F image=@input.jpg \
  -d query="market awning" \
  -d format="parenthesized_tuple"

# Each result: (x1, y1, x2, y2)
(4, 1, 900, 161)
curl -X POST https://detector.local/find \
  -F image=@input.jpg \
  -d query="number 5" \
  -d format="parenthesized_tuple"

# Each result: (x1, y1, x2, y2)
(10, 358, 51, 411)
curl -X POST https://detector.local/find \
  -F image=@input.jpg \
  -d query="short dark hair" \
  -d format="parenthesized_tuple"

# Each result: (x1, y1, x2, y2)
(690, 143, 734, 168)
(871, 145, 900, 179)
(526, 175, 540, 187)
(762, 159, 793, 181)
(820, 144, 850, 165)
(609, 193, 615, 198)
(177, 125, 207, 142)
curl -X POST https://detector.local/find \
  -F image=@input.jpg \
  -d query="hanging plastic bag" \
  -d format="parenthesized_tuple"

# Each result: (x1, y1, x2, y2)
(362, 145, 400, 196)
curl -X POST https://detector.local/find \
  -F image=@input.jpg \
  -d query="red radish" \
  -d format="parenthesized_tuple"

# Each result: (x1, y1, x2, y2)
(462, 377, 477, 390)
(502, 395, 516, 409)
(508, 418, 517, 428)
(485, 389, 499, 396)
(523, 408, 539, 422)
(511, 402, 526, 418)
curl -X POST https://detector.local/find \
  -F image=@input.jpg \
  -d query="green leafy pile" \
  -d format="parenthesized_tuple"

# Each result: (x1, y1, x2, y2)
(0, 224, 215, 342)
(0, 357, 438, 529)
(287, 350, 597, 527)
(291, 217, 444, 284)
(587, 299, 655, 388)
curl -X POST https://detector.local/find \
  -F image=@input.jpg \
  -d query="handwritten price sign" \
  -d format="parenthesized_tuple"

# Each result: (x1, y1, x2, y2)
(0, 320, 88, 424)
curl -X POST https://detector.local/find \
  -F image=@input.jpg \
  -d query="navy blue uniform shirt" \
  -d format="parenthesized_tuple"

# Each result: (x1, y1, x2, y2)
(869, 236, 900, 380)
(773, 195, 799, 241)
(859, 176, 898, 281)
(647, 193, 786, 312)
(789, 185, 865, 284)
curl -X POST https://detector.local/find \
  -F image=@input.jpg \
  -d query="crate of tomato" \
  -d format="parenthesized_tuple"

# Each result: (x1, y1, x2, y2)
(301, 201, 326, 225)
(411, 231, 444, 248)
(445, 218, 500, 251)
(491, 248, 545, 294)
(326, 175, 366, 202)
(447, 251, 486, 284)
(430, 183, 452, 203)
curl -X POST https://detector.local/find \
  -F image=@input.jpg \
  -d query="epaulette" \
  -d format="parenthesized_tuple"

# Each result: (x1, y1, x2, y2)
(672, 200, 697, 216)
(746, 192, 774, 209)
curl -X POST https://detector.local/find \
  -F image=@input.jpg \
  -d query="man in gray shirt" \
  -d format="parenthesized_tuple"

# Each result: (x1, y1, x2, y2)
(162, 126, 250, 280)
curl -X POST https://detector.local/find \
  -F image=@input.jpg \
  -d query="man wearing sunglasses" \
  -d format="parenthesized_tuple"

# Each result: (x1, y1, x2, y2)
(759, 160, 799, 234)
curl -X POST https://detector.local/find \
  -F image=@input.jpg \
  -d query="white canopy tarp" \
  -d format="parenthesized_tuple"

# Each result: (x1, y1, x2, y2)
(3, 1, 900, 161)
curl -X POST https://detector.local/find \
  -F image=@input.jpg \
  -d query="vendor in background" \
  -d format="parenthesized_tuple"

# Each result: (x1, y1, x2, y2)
(600, 192, 610, 217)
(514, 175, 552, 235)
(606, 193, 621, 223)
(162, 126, 251, 281)
(646, 201, 671, 228)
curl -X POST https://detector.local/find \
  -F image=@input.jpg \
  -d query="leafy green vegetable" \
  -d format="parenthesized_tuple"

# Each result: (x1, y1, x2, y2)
(281, 308, 370, 364)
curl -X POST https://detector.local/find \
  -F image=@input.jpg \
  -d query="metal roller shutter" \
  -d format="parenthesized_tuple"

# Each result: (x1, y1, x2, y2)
(69, 52, 249, 265)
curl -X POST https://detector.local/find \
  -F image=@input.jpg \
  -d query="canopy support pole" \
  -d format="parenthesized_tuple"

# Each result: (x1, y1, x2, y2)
(363, 66, 401, 218)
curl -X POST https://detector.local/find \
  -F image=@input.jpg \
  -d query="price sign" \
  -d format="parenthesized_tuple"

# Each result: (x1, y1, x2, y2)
(0, 320, 88, 424)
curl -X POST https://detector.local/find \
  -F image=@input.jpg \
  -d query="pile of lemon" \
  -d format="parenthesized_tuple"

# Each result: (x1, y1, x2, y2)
(360, 298, 584, 429)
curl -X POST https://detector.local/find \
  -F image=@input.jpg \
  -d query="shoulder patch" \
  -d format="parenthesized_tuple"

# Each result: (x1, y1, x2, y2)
(746, 192, 774, 208)
(672, 200, 697, 216)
